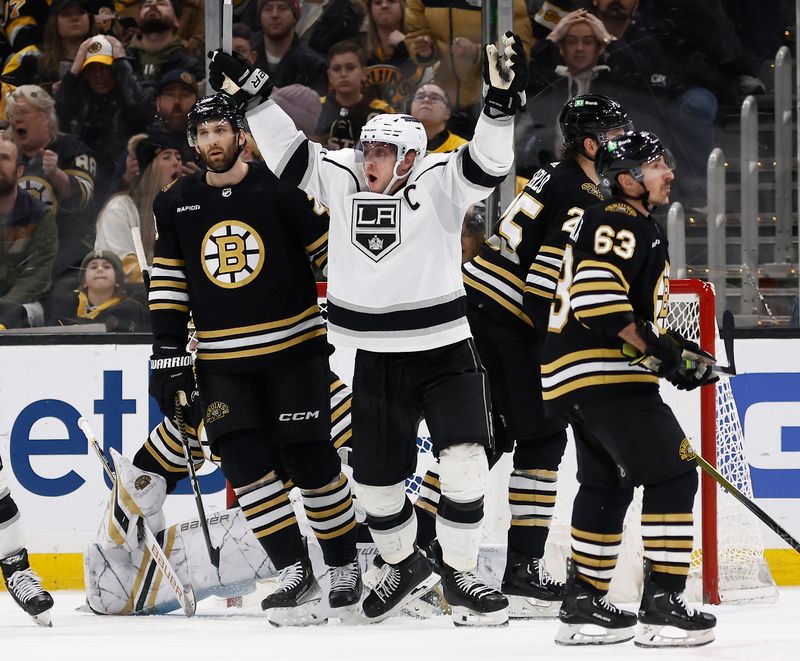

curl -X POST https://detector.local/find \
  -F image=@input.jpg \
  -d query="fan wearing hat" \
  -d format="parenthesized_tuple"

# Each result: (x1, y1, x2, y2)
(38, 0, 95, 90)
(54, 34, 149, 204)
(47, 248, 150, 332)
(147, 67, 200, 169)
(95, 131, 182, 284)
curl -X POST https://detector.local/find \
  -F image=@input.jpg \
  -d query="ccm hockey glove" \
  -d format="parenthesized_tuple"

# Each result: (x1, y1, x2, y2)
(207, 49, 273, 111)
(483, 31, 528, 118)
(149, 343, 195, 418)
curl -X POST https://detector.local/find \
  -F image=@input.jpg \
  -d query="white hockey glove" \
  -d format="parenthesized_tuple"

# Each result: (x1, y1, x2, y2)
(207, 49, 273, 111)
(483, 31, 528, 118)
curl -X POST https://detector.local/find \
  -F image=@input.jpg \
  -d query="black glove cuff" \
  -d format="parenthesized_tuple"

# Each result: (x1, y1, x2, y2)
(483, 87, 519, 118)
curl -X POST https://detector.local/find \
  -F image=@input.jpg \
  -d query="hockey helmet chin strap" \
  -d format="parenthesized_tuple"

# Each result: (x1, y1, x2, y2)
(381, 159, 413, 195)
(618, 177, 652, 211)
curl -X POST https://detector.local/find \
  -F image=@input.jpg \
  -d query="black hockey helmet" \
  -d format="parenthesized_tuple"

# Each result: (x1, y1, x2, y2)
(187, 93, 246, 147)
(595, 130, 675, 200)
(559, 94, 632, 158)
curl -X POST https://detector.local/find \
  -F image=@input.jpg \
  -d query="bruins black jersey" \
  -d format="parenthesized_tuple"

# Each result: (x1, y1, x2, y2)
(539, 197, 671, 412)
(149, 162, 329, 372)
(315, 95, 393, 150)
(462, 158, 602, 334)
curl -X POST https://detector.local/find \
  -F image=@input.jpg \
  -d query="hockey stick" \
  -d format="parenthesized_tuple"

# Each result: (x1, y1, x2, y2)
(688, 442, 800, 554)
(174, 391, 221, 569)
(131, 228, 150, 290)
(78, 418, 197, 617)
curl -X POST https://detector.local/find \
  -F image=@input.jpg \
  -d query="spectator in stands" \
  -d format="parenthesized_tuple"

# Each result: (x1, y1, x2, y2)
(95, 132, 182, 284)
(232, 22, 257, 64)
(252, 0, 328, 95)
(461, 212, 485, 264)
(38, 0, 95, 92)
(272, 84, 322, 136)
(364, 0, 423, 111)
(589, 0, 717, 206)
(0, 46, 43, 122)
(529, 0, 583, 40)
(6, 85, 96, 293)
(148, 67, 200, 169)
(296, 0, 365, 59)
(409, 82, 466, 153)
(404, 0, 532, 136)
(46, 249, 149, 332)
(54, 34, 148, 206)
(176, 0, 206, 59)
(315, 40, 393, 149)
(0, 133, 58, 329)
(126, 0, 205, 97)
(2, 0, 49, 54)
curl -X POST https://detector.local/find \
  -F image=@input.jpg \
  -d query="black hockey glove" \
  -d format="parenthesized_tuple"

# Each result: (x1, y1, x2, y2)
(207, 49, 273, 111)
(149, 343, 195, 418)
(628, 320, 682, 379)
(482, 31, 528, 119)
(663, 330, 719, 391)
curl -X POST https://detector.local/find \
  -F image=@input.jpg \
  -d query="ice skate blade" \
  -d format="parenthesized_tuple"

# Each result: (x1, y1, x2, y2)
(267, 599, 327, 627)
(32, 610, 53, 627)
(634, 623, 715, 648)
(507, 594, 561, 620)
(555, 622, 634, 646)
(365, 572, 441, 624)
(451, 605, 509, 627)
(401, 586, 450, 619)
(333, 604, 364, 625)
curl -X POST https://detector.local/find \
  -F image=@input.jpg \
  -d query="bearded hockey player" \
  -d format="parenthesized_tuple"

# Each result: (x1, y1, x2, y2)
(540, 131, 717, 646)
(207, 30, 528, 626)
(146, 93, 360, 626)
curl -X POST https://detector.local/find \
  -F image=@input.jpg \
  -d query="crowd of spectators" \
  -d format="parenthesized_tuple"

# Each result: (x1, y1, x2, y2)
(0, 0, 792, 332)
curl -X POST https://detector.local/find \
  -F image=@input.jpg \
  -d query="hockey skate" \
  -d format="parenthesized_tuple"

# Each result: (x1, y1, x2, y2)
(261, 556, 326, 627)
(634, 559, 716, 648)
(502, 551, 565, 619)
(367, 551, 449, 619)
(362, 549, 440, 623)
(555, 559, 636, 645)
(327, 559, 363, 622)
(1, 548, 54, 627)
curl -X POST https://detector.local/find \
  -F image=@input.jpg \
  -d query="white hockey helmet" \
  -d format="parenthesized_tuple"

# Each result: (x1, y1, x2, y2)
(359, 113, 427, 165)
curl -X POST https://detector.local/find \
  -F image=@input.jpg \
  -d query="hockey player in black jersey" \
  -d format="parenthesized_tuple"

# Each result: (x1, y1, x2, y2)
(0, 453, 54, 626)
(147, 94, 361, 626)
(207, 31, 528, 626)
(541, 131, 717, 647)
(412, 94, 632, 619)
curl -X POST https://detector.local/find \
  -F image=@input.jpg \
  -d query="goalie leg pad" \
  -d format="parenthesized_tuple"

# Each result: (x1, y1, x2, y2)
(354, 481, 416, 565)
(436, 443, 487, 571)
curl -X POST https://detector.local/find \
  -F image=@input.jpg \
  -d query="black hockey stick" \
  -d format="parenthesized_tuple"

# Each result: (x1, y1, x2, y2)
(174, 391, 221, 569)
(78, 417, 197, 616)
(688, 442, 800, 554)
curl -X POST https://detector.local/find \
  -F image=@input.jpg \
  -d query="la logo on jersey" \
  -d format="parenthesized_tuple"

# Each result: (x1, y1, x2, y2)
(351, 198, 401, 262)
(201, 220, 265, 288)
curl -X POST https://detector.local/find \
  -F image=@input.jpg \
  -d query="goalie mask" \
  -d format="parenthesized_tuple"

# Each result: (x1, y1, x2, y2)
(187, 94, 246, 173)
(356, 113, 427, 194)
(559, 94, 632, 160)
(595, 130, 675, 209)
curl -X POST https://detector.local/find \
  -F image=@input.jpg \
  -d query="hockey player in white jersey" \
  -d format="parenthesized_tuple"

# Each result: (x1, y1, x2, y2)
(208, 30, 528, 626)
(0, 453, 54, 626)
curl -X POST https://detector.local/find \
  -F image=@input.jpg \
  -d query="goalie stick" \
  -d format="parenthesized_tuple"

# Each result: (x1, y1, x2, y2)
(688, 441, 800, 554)
(174, 391, 221, 569)
(77, 417, 198, 617)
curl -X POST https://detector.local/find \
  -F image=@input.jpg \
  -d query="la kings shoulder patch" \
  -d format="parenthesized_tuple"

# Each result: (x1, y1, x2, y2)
(351, 197, 401, 261)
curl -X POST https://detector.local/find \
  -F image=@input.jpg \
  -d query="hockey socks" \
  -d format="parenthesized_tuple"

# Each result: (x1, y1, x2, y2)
(300, 472, 358, 567)
(507, 468, 558, 558)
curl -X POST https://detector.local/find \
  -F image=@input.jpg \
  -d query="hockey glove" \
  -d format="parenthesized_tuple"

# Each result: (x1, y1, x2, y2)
(207, 49, 273, 111)
(482, 32, 528, 119)
(664, 329, 719, 391)
(149, 344, 195, 418)
(627, 320, 682, 379)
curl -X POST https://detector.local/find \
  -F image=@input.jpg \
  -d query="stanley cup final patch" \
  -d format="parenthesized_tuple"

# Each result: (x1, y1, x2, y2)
(351, 198, 401, 261)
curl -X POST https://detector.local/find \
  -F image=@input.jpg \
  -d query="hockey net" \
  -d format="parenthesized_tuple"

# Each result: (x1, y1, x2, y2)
(321, 280, 777, 604)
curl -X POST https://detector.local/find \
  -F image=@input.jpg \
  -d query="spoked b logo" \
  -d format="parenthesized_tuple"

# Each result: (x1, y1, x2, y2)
(202, 220, 264, 288)
(351, 198, 401, 262)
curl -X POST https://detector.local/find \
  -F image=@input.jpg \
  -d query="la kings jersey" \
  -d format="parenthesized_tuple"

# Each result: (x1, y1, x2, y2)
(247, 100, 513, 352)
(540, 197, 670, 413)
(462, 157, 602, 334)
(149, 163, 329, 371)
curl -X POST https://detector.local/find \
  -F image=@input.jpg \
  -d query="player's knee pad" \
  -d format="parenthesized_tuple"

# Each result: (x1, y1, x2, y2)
(353, 481, 415, 564)
(217, 431, 276, 488)
(352, 481, 407, 518)
(642, 468, 698, 514)
(438, 442, 488, 503)
(281, 440, 340, 490)
(513, 429, 568, 471)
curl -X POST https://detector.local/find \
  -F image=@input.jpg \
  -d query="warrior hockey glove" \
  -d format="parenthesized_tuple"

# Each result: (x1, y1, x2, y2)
(149, 344, 195, 418)
(628, 320, 683, 379)
(207, 49, 273, 111)
(482, 32, 528, 118)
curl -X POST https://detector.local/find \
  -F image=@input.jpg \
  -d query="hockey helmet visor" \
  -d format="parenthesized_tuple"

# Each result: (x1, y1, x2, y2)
(595, 130, 675, 197)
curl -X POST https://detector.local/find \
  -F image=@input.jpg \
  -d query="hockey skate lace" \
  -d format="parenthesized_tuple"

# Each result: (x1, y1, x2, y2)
(534, 560, 560, 588)
(674, 591, 695, 616)
(454, 570, 495, 599)
(598, 595, 624, 615)
(372, 563, 401, 603)
(275, 561, 305, 593)
(329, 561, 359, 592)
(8, 569, 46, 603)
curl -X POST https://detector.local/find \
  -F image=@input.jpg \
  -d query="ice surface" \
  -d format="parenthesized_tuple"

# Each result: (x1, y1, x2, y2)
(2, 587, 799, 660)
